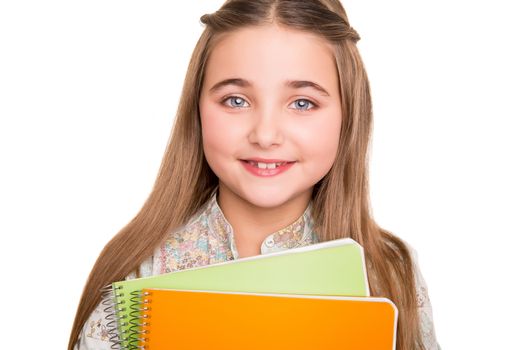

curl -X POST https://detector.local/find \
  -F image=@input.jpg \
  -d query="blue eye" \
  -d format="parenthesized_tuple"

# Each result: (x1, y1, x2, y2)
(221, 96, 317, 111)
(292, 99, 316, 111)
(223, 96, 248, 109)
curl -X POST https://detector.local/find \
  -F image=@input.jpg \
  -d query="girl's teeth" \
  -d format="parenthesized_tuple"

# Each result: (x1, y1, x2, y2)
(247, 161, 286, 169)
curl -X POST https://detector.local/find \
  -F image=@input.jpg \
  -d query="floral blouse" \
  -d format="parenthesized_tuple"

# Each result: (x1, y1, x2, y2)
(74, 191, 440, 349)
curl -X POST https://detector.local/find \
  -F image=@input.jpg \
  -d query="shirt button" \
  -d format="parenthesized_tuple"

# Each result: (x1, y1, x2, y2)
(265, 238, 275, 247)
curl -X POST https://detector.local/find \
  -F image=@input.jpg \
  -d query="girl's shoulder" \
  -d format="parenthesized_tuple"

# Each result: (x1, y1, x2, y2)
(398, 238, 441, 349)
(126, 200, 217, 280)
(394, 238, 430, 305)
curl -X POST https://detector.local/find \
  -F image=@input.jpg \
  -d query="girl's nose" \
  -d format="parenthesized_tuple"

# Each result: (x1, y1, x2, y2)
(247, 106, 284, 148)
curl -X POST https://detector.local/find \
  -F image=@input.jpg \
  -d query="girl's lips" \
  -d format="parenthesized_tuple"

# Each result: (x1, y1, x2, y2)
(240, 160, 296, 177)
(242, 158, 295, 163)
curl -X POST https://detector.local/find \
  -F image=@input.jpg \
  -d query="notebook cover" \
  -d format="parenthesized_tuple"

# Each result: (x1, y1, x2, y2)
(137, 289, 397, 350)
(111, 238, 369, 346)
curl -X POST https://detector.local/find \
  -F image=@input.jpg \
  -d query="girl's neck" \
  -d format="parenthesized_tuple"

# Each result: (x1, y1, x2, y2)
(216, 185, 312, 257)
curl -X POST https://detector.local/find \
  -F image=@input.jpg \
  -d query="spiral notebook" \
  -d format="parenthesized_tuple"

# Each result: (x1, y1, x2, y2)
(133, 288, 398, 350)
(102, 238, 369, 349)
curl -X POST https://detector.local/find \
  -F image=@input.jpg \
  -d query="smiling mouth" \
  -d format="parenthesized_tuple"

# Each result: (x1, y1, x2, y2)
(239, 159, 296, 177)
(240, 160, 296, 169)
(241, 159, 294, 169)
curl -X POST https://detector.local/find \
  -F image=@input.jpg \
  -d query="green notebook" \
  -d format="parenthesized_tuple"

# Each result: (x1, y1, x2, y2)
(102, 238, 369, 349)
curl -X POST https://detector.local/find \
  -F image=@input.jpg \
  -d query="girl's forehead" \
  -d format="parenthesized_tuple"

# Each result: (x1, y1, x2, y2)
(204, 24, 338, 94)
(210, 24, 334, 65)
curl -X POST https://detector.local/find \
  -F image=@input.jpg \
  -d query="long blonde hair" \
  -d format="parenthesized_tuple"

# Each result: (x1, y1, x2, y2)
(69, 1, 423, 349)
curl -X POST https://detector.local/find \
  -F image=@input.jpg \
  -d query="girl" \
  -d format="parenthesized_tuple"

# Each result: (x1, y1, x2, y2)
(69, 0, 440, 349)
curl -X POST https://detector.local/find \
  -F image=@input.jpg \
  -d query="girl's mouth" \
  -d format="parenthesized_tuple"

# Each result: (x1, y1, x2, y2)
(240, 160, 296, 177)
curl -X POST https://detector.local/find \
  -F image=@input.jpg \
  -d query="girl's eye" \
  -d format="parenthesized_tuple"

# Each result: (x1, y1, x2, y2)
(291, 98, 317, 111)
(221, 96, 317, 112)
(222, 96, 249, 109)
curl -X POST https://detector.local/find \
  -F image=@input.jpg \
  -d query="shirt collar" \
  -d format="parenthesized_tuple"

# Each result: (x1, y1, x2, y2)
(205, 189, 318, 259)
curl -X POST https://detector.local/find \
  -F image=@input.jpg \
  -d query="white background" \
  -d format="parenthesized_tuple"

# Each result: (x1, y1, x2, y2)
(1, 0, 523, 348)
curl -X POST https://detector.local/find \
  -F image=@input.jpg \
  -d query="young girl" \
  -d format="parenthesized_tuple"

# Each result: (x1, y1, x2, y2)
(69, 0, 439, 349)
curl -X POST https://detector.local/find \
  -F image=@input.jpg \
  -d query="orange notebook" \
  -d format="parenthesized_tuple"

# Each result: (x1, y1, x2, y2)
(133, 289, 398, 350)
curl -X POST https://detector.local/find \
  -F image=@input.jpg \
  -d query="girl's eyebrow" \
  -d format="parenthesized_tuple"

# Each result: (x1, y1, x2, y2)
(208, 78, 330, 97)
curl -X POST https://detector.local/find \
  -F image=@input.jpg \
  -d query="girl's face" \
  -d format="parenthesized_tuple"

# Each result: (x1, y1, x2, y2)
(199, 24, 342, 209)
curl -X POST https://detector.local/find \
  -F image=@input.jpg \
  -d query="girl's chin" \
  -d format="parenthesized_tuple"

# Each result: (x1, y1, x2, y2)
(238, 189, 301, 208)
